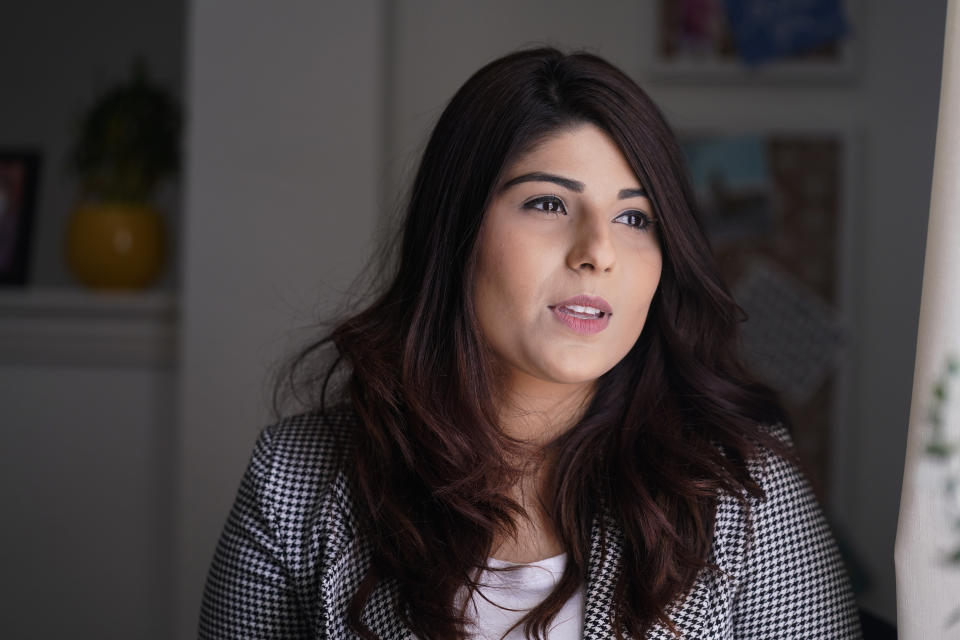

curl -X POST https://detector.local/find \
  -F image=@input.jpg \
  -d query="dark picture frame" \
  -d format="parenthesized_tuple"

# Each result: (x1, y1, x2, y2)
(0, 151, 41, 286)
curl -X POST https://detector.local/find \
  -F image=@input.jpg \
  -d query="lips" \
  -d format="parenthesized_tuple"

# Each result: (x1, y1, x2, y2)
(549, 295, 612, 335)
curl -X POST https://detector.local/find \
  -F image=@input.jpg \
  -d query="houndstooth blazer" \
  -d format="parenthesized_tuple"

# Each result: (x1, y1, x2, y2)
(199, 410, 863, 639)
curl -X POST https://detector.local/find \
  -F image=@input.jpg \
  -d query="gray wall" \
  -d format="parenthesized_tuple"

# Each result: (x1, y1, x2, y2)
(175, 2, 384, 637)
(0, 2, 183, 639)
(0, 363, 175, 639)
(841, 1, 945, 619)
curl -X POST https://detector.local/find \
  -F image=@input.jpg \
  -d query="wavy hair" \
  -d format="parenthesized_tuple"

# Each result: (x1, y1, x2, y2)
(274, 48, 789, 639)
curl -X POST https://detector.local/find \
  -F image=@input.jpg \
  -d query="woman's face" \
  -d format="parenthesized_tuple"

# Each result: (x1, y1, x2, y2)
(474, 123, 663, 397)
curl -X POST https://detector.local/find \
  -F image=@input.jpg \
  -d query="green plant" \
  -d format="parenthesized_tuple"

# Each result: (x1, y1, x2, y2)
(70, 57, 182, 203)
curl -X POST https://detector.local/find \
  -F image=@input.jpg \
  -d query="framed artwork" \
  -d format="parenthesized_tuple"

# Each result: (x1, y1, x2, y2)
(0, 151, 41, 286)
(678, 129, 859, 509)
(651, 0, 858, 81)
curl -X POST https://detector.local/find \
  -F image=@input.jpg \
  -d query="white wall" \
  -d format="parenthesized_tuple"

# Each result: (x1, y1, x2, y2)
(175, 1, 384, 636)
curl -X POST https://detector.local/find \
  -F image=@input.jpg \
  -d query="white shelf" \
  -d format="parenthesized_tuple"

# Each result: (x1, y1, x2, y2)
(0, 288, 178, 367)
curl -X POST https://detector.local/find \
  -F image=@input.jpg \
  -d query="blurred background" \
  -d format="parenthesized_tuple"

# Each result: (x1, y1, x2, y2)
(0, 1, 947, 637)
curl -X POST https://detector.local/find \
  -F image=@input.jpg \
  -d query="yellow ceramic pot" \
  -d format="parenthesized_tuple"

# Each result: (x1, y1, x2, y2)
(65, 202, 166, 290)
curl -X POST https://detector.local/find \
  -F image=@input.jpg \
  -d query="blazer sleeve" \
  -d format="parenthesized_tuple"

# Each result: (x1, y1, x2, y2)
(198, 427, 313, 639)
(731, 430, 863, 639)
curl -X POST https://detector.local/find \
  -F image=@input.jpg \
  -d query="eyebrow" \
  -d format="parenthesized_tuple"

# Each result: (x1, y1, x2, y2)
(500, 172, 648, 200)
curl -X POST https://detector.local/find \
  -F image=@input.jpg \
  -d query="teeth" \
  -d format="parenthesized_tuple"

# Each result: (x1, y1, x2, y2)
(567, 304, 601, 314)
(560, 304, 604, 318)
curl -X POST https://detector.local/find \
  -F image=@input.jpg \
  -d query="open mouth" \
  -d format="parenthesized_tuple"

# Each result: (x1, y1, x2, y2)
(554, 304, 606, 319)
(548, 298, 612, 335)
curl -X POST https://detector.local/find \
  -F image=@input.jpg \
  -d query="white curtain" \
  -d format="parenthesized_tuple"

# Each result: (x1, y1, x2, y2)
(896, 0, 960, 635)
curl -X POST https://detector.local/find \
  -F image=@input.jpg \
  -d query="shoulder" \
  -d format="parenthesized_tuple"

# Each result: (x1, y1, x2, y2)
(254, 407, 358, 483)
(247, 408, 406, 636)
(248, 405, 359, 512)
(199, 408, 365, 637)
(244, 406, 363, 556)
(740, 423, 817, 523)
(711, 423, 862, 637)
(713, 423, 827, 564)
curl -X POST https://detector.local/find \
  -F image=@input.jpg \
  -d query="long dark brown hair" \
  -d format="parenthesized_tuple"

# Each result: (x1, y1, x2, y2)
(273, 48, 789, 639)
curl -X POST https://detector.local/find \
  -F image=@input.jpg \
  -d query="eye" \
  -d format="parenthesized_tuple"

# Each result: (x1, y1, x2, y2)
(614, 210, 654, 231)
(523, 195, 567, 215)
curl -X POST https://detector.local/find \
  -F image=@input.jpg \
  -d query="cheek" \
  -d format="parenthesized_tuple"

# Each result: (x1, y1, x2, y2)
(476, 228, 551, 314)
(620, 254, 662, 335)
(473, 229, 527, 353)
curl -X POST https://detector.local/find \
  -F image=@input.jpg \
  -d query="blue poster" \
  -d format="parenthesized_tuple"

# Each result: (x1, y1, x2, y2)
(722, 0, 849, 65)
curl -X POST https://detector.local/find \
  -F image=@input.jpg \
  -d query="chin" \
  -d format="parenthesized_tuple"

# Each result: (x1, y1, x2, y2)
(542, 358, 615, 386)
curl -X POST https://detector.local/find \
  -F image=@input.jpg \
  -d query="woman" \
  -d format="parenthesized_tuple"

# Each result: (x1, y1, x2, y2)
(200, 48, 862, 639)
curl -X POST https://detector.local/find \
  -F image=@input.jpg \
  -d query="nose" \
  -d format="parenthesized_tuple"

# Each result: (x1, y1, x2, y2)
(566, 209, 616, 273)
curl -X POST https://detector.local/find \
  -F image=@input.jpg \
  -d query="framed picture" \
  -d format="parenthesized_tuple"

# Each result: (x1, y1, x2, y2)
(651, 0, 858, 81)
(678, 128, 860, 514)
(0, 151, 41, 286)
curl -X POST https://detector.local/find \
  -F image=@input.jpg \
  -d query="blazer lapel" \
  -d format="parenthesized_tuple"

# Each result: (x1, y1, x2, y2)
(362, 575, 413, 640)
(317, 471, 412, 639)
(582, 509, 624, 639)
(579, 510, 720, 640)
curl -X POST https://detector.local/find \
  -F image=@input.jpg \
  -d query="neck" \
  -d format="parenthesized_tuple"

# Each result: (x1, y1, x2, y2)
(496, 371, 595, 446)
(490, 371, 594, 563)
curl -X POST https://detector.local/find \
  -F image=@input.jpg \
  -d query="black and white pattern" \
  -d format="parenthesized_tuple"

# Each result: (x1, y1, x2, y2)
(199, 411, 862, 638)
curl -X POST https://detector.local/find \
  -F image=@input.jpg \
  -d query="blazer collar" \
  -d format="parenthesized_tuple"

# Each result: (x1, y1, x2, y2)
(360, 511, 625, 640)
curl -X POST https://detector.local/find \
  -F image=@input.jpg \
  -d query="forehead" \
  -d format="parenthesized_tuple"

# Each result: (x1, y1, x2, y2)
(501, 123, 642, 190)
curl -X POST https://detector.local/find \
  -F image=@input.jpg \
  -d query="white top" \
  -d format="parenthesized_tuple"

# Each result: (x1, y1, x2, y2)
(463, 553, 584, 640)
